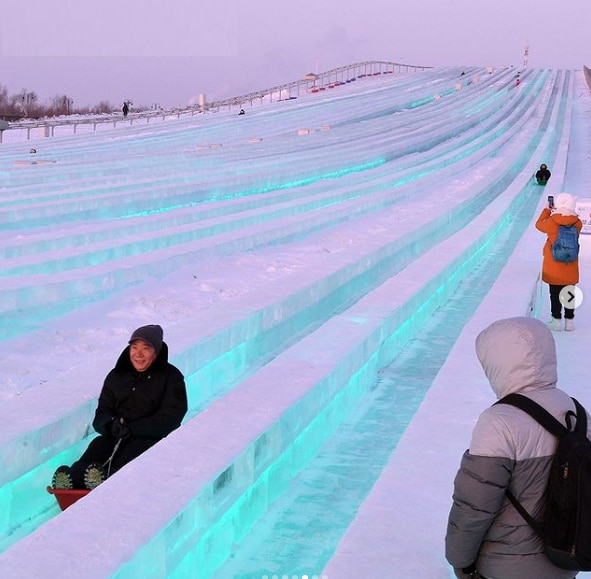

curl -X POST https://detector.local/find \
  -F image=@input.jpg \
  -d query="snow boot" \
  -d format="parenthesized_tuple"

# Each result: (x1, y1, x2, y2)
(52, 465, 74, 490)
(83, 463, 106, 490)
(565, 318, 575, 331)
(547, 318, 562, 332)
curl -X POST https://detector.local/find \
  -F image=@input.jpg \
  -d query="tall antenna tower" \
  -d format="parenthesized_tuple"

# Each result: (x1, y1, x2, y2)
(523, 41, 530, 67)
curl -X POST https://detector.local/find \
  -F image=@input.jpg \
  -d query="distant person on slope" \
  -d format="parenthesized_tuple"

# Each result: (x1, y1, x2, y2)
(51, 325, 188, 490)
(535, 192, 582, 332)
(536, 163, 552, 185)
(446, 316, 589, 579)
(122, 101, 129, 117)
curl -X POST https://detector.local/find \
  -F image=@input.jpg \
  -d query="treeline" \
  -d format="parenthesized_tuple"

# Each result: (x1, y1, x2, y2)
(0, 83, 117, 120)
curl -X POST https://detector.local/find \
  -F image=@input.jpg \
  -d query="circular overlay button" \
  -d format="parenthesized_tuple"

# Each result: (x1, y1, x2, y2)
(559, 285, 584, 309)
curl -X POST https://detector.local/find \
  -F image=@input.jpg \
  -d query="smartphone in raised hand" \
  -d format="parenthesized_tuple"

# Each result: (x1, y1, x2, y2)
(548, 195, 554, 209)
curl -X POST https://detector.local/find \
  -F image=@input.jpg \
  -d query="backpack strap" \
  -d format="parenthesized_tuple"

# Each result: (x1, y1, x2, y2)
(494, 392, 572, 536)
(504, 488, 544, 537)
(572, 397, 588, 435)
(495, 393, 569, 438)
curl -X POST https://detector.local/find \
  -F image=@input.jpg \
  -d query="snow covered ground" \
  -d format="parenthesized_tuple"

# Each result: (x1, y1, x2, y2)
(0, 66, 590, 578)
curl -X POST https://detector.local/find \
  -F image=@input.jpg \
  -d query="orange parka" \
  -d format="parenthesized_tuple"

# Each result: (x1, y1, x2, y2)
(535, 207, 582, 285)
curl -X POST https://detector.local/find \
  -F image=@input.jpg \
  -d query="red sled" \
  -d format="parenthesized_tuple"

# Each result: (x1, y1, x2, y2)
(47, 486, 90, 511)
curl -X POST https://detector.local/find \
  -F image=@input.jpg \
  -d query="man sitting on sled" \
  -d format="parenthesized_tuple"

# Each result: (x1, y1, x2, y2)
(51, 325, 188, 490)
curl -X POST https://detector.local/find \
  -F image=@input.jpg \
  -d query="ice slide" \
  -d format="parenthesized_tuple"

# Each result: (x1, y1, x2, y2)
(0, 67, 575, 577)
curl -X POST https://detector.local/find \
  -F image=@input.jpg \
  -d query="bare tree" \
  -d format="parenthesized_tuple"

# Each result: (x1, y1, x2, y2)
(92, 100, 116, 114)
(0, 84, 10, 118)
(10, 89, 39, 117)
(47, 94, 74, 116)
(0, 84, 8, 107)
(0, 83, 144, 119)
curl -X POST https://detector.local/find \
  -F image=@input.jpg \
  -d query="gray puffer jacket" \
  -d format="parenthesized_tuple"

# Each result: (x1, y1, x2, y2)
(445, 317, 590, 579)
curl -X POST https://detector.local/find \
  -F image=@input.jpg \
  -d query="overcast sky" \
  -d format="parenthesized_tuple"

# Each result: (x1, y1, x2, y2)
(1, 0, 590, 109)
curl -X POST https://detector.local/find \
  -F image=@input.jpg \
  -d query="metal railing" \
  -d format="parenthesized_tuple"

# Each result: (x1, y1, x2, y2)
(203, 60, 431, 111)
(0, 60, 431, 142)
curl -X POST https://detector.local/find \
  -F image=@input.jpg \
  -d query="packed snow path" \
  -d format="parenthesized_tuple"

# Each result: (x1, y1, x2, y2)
(0, 66, 587, 578)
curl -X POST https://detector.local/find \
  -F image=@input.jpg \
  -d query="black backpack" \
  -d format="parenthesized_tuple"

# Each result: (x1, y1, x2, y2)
(496, 393, 591, 571)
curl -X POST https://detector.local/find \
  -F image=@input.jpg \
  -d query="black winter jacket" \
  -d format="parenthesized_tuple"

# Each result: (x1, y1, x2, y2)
(93, 342, 188, 441)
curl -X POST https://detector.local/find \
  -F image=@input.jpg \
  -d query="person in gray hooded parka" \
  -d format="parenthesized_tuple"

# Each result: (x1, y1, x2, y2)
(445, 317, 591, 579)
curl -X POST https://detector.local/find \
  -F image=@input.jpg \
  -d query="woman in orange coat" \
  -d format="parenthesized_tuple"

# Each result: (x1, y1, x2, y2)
(535, 192, 582, 331)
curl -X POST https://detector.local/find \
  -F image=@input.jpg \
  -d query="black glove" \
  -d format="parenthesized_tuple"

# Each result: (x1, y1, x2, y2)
(110, 417, 131, 440)
(453, 564, 478, 578)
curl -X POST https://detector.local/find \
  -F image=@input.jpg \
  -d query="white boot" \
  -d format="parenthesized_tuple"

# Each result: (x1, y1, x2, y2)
(547, 318, 562, 332)
(565, 319, 575, 332)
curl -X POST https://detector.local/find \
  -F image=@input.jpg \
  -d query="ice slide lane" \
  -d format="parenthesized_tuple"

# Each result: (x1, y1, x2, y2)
(0, 70, 557, 340)
(0, 71, 572, 572)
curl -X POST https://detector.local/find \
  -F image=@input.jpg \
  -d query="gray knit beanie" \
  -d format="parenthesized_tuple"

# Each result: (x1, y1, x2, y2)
(128, 324, 163, 354)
